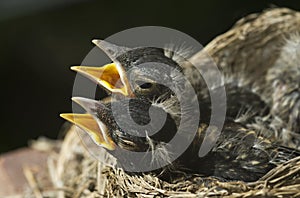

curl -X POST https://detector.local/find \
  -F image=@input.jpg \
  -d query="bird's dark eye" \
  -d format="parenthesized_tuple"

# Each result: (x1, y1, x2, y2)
(136, 80, 153, 89)
(140, 82, 153, 89)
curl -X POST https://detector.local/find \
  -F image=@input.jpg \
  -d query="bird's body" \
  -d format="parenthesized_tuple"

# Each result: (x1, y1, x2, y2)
(61, 36, 300, 182)
(181, 122, 300, 181)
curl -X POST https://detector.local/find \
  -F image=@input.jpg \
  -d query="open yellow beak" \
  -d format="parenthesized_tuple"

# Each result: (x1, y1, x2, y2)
(60, 113, 116, 150)
(71, 63, 134, 97)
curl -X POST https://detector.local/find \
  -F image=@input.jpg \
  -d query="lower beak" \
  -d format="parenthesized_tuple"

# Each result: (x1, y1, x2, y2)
(60, 113, 116, 150)
(71, 63, 134, 97)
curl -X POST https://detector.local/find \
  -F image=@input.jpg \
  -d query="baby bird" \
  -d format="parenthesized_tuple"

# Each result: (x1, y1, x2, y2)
(61, 38, 300, 182)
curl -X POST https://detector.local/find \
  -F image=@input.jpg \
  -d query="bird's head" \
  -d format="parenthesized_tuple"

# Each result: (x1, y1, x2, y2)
(71, 40, 185, 100)
(61, 97, 177, 153)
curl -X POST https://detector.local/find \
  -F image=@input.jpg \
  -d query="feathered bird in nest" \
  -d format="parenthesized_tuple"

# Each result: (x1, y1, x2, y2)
(61, 35, 300, 182)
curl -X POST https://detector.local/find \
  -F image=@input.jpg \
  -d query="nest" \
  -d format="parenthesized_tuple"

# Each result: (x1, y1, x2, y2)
(27, 8, 300, 198)
(42, 126, 300, 198)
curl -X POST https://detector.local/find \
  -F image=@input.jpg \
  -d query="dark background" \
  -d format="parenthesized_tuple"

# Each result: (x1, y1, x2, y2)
(1, 0, 299, 153)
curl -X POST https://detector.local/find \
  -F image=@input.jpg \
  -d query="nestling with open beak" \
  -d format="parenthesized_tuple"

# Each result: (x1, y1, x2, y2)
(61, 39, 300, 182)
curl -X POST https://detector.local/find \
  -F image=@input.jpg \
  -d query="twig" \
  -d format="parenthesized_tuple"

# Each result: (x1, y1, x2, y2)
(23, 166, 43, 198)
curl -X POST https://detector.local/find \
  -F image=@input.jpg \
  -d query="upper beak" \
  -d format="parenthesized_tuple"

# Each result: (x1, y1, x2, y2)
(71, 39, 134, 97)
